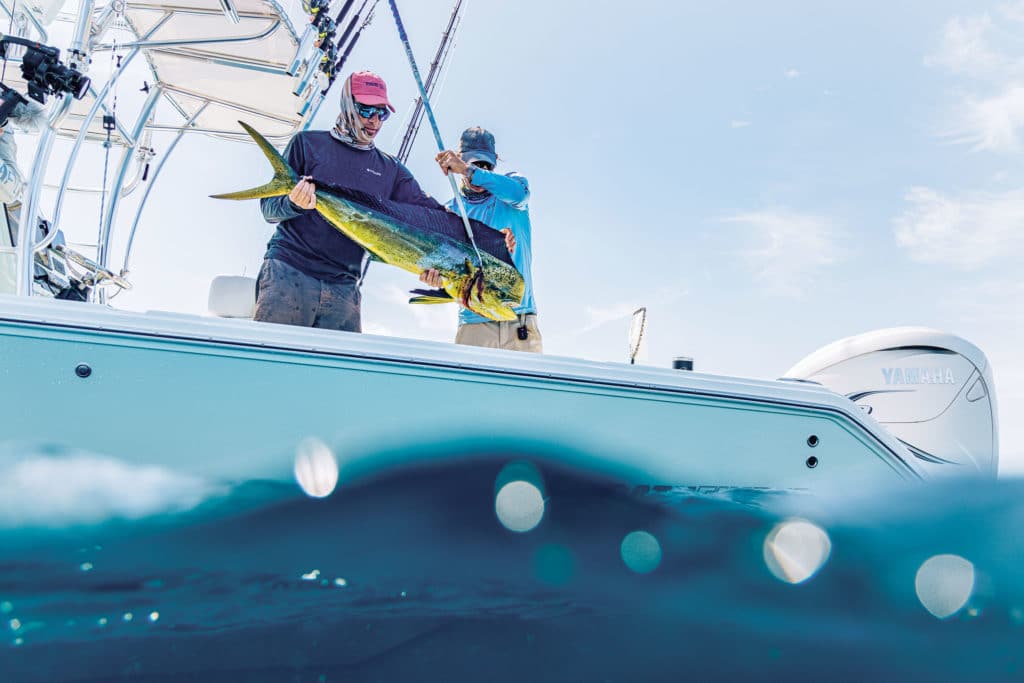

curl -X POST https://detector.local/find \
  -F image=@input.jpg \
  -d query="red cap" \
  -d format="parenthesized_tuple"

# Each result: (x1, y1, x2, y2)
(349, 71, 396, 112)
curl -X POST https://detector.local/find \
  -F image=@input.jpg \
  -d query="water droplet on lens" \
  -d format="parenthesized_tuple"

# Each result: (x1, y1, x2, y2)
(122, 612, 134, 622)
(763, 519, 832, 584)
(620, 531, 662, 574)
(495, 480, 545, 533)
(97, 617, 108, 627)
(9, 618, 21, 631)
(294, 438, 339, 498)
(148, 612, 159, 623)
(915, 554, 974, 619)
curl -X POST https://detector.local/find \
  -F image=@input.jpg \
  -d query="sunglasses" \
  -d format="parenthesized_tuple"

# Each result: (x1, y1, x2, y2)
(470, 160, 493, 171)
(354, 102, 391, 121)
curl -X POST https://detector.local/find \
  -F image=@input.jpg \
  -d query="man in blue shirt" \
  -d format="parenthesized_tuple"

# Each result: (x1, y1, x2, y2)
(258, 71, 444, 332)
(421, 127, 541, 353)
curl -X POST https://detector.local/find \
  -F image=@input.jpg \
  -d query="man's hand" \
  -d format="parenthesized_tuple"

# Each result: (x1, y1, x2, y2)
(435, 150, 470, 177)
(501, 228, 516, 254)
(289, 176, 316, 210)
(419, 269, 443, 288)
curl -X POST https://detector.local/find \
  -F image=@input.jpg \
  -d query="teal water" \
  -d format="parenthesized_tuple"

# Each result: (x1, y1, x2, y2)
(1, 448, 1022, 682)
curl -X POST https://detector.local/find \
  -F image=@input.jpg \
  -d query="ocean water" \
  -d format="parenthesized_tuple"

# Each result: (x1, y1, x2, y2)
(1, 446, 1022, 682)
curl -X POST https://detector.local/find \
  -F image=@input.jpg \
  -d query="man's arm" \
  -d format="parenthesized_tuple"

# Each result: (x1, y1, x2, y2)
(467, 169, 530, 209)
(390, 163, 446, 210)
(261, 136, 309, 222)
(8, 101, 47, 134)
(435, 150, 530, 209)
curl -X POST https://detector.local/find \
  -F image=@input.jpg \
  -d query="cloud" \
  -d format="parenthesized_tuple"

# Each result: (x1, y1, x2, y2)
(928, 6, 1024, 152)
(784, 69, 800, 79)
(954, 86, 1024, 151)
(893, 186, 1024, 268)
(926, 14, 1004, 78)
(730, 120, 752, 128)
(722, 209, 843, 297)
(0, 453, 222, 528)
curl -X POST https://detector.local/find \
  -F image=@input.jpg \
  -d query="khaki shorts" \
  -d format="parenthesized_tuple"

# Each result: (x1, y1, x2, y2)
(455, 314, 543, 353)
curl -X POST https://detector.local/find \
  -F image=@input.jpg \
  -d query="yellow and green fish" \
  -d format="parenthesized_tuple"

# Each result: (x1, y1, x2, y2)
(212, 122, 524, 321)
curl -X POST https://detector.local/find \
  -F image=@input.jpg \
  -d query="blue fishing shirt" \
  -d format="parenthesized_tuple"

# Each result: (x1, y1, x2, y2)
(261, 131, 443, 283)
(450, 169, 536, 325)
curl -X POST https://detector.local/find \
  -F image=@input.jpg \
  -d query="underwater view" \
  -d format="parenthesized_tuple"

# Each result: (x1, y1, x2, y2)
(2, 442, 1022, 682)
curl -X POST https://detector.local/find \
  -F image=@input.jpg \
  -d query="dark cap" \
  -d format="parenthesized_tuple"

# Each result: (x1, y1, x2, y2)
(457, 126, 497, 167)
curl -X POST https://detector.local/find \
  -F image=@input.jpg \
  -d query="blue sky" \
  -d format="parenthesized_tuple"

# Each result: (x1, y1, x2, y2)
(28, 1, 1024, 472)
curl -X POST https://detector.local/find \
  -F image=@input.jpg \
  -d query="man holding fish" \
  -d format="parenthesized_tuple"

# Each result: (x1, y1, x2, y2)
(254, 71, 444, 332)
(225, 71, 524, 334)
(421, 127, 541, 353)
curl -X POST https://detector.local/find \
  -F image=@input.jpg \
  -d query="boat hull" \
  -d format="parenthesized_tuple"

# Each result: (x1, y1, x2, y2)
(0, 295, 919, 491)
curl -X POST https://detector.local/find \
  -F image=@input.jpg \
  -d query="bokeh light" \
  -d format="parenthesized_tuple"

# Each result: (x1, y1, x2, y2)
(293, 438, 338, 498)
(763, 519, 832, 584)
(495, 480, 545, 533)
(915, 554, 974, 619)
(620, 531, 662, 574)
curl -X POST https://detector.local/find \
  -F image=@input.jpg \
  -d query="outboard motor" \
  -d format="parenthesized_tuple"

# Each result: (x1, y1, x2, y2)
(785, 327, 998, 478)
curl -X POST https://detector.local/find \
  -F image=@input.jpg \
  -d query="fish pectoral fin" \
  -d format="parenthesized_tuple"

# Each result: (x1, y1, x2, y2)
(408, 288, 454, 305)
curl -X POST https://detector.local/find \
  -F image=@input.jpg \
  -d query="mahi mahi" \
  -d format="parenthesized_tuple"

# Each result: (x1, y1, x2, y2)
(211, 121, 524, 322)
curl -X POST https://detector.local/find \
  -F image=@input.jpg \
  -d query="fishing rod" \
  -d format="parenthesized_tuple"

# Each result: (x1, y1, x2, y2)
(387, 0, 485, 273)
(396, 0, 465, 164)
(324, 0, 378, 95)
(334, 0, 369, 54)
(333, 0, 355, 27)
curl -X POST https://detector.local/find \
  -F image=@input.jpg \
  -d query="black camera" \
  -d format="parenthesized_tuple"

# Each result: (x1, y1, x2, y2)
(20, 42, 90, 102)
(0, 35, 91, 108)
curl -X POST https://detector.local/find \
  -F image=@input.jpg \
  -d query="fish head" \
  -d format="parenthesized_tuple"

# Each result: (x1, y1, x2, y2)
(460, 267, 523, 322)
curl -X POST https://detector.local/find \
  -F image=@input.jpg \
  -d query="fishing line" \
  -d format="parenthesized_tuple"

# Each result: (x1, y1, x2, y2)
(387, 0, 484, 274)
(96, 28, 122, 245)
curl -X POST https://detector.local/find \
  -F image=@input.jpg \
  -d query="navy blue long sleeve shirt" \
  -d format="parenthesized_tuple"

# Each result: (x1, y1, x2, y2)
(261, 131, 444, 283)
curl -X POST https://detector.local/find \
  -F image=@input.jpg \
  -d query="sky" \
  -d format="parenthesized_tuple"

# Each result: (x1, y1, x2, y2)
(19, 1, 1024, 473)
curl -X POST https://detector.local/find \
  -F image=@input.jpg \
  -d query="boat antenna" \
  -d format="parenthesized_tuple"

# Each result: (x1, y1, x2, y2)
(396, 0, 465, 165)
(628, 307, 647, 365)
(387, 0, 485, 274)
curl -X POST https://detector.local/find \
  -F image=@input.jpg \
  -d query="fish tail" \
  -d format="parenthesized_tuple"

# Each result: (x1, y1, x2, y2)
(210, 121, 298, 200)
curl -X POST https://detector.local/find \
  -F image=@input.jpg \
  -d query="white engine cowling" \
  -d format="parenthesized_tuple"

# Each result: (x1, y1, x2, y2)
(785, 327, 998, 478)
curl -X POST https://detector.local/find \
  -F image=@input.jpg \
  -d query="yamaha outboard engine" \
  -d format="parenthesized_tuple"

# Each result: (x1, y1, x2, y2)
(785, 328, 998, 478)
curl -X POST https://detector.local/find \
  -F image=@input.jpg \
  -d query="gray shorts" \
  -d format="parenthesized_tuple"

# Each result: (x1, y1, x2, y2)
(254, 258, 361, 332)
